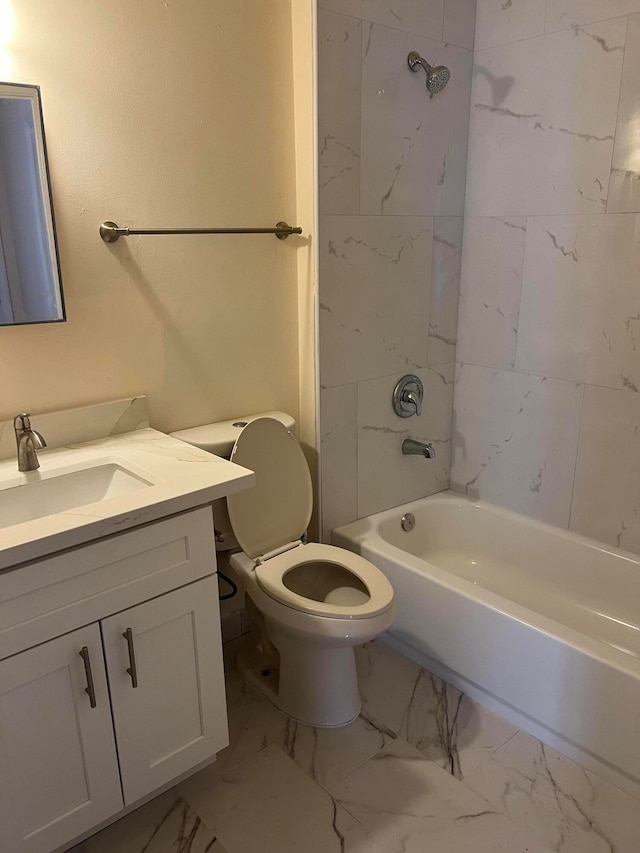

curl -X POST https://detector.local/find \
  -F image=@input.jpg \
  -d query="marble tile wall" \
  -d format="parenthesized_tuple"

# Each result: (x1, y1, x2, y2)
(318, 0, 475, 537)
(452, 2, 640, 552)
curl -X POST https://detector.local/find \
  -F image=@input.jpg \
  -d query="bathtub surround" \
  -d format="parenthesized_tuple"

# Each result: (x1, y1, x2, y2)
(453, 3, 640, 552)
(74, 639, 640, 853)
(318, 1, 475, 537)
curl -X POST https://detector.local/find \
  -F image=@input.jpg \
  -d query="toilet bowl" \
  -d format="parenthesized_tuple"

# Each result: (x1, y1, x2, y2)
(172, 414, 395, 727)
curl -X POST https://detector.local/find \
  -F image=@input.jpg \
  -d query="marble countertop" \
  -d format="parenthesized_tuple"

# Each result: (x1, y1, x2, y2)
(0, 427, 254, 571)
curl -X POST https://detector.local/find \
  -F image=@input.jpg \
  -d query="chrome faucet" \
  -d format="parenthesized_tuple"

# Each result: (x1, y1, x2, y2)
(14, 413, 47, 472)
(402, 438, 436, 459)
(401, 389, 422, 416)
(392, 374, 424, 418)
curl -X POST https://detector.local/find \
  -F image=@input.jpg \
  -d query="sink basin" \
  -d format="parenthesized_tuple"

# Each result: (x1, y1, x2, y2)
(0, 461, 154, 529)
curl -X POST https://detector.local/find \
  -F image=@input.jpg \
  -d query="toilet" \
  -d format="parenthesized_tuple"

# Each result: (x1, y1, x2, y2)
(171, 413, 395, 727)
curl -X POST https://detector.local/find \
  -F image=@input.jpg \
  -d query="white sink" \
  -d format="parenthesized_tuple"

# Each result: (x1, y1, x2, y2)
(0, 427, 254, 571)
(0, 460, 153, 529)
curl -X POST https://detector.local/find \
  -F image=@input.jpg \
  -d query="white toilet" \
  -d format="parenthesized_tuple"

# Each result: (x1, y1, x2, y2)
(172, 414, 395, 727)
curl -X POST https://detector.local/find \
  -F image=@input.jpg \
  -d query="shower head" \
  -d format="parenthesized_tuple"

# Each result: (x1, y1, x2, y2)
(408, 51, 451, 97)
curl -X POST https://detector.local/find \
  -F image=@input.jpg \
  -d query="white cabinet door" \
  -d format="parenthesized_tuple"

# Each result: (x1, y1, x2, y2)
(0, 624, 123, 853)
(101, 576, 228, 805)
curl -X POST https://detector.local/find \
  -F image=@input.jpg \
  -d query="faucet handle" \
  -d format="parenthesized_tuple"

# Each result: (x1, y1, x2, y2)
(392, 375, 424, 418)
(14, 413, 32, 431)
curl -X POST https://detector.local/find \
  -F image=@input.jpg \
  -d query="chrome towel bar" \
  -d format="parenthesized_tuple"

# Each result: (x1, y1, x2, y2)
(99, 220, 302, 243)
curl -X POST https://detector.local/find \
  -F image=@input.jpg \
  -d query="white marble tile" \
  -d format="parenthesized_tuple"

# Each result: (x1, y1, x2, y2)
(429, 217, 463, 366)
(608, 13, 640, 214)
(423, 700, 520, 779)
(357, 365, 453, 516)
(451, 364, 583, 526)
(70, 794, 227, 853)
(466, 21, 625, 217)
(182, 744, 390, 853)
(355, 641, 518, 779)
(461, 731, 640, 853)
(319, 215, 432, 388)
(320, 385, 358, 534)
(199, 676, 394, 792)
(360, 24, 473, 216)
(570, 384, 640, 554)
(475, 0, 546, 50)
(444, 0, 476, 49)
(331, 738, 555, 853)
(318, 10, 362, 215)
(319, 0, 445, 41)
(456, 217, 526, 370)
(546, 0, 640, 33)
(515, 214, 640, 389)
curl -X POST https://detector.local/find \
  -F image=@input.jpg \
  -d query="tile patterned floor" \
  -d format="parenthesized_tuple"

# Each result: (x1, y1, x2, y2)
(73, 639, 640, 853)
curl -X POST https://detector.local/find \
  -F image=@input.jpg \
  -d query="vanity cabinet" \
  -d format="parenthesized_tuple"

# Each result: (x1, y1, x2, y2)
(101, 577, 227, 804)
(0, 623, 122, 853)
(0, 509, 228, 853)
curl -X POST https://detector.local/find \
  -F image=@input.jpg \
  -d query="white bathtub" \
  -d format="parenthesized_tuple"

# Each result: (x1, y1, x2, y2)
(333, 491, 640, 794)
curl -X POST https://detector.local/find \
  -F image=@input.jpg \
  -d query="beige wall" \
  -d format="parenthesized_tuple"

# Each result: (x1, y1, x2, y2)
(0, 0, 313, 437)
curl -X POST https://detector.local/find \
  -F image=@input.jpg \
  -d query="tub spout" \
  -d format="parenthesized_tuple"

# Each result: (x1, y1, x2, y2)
(402, 438, 436, 459)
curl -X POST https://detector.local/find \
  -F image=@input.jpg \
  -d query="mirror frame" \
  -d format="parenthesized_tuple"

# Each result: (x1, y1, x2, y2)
(0, 81, 66, 325)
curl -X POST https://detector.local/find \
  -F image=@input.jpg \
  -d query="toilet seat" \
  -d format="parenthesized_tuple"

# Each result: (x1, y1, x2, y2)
(227, 418, 394, 621)
(228, 418, 313, 560)
(254, 542, 394, 620)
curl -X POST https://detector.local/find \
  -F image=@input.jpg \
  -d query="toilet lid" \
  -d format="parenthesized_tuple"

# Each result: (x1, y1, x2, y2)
(228, 418, 313, 559)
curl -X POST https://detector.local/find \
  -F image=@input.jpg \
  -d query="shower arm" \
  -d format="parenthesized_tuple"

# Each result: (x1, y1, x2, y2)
(408, 51, 429, 74)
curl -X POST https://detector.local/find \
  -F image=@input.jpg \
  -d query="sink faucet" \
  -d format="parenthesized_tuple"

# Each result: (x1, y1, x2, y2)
(402, 438, 436, 459)
(14, 413, 47, 472)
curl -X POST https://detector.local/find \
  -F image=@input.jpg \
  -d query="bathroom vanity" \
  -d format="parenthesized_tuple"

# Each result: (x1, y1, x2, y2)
(0, 419, 254, 853)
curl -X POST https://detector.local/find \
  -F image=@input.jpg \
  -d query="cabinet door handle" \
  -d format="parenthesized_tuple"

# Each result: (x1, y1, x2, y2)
(79, 646, 97, 708)
(123, 627, 139, 688)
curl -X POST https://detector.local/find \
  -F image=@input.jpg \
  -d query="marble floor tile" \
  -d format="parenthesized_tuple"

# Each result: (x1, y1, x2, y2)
(200, 670, 393, 791)
(70, 793, 227, 853)
(182, 744, 390, 853)
(461, 730, 640, 853)
(331, 738, 555, 852)
(356, 641, 518, 779)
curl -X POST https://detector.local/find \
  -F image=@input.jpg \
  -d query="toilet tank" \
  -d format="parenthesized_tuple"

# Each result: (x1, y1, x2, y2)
(170, 410, 296, 550)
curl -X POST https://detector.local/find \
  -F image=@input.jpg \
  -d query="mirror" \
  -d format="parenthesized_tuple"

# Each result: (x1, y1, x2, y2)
(0, 82, 65, 325)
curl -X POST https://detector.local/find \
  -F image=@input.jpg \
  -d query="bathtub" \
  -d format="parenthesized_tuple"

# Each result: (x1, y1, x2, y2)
(333, 491, 640, 794)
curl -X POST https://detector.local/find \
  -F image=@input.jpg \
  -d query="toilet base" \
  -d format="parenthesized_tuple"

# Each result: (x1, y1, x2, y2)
(237, 632, 361, 728)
